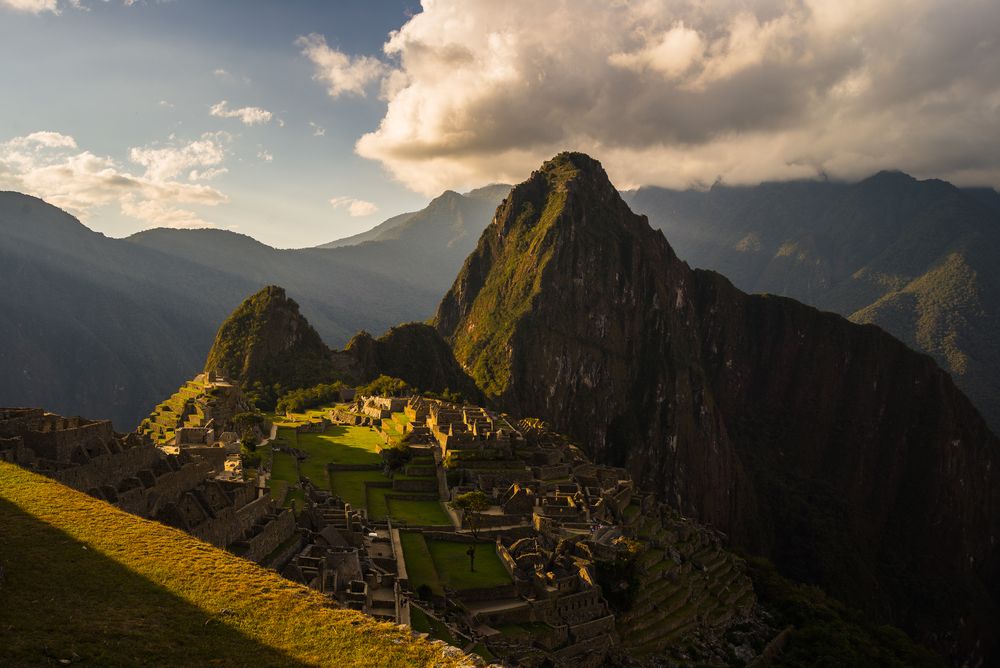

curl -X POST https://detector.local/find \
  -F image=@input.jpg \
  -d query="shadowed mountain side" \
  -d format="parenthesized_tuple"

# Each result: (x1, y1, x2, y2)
(436, 152, 1000, 663)
(624, 175, 1000, 432)
(0, 463, 466, 667)
(0, 184, 507, 428)
(345, 324, 484, 403)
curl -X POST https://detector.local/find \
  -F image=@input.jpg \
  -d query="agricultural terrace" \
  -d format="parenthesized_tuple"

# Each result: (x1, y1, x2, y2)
(264, 407, 450, 526)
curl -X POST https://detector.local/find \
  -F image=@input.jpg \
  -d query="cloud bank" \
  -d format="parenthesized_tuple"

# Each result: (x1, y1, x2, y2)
(0, 131, 229, 228)
(315, 0, 1000, 194)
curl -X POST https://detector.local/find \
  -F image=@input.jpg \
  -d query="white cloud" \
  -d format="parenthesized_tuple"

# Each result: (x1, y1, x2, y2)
(310, 121, 326, 137)
(0, 0, 61, 13)
(0, 131, 229, 229)
(257, 149, 273, 162)
(343, 0, 1000, 194)
(129, 132, 228, 181)
(296, 33, 385, 98)
(209, 100, 273, 126)
(329, 196, 378, 217)
(120, 195, 209, 229)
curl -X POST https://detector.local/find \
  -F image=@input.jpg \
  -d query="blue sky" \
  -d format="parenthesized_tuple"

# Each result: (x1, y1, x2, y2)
(0, 0, 427, 247)
(2, 0, 999, 248)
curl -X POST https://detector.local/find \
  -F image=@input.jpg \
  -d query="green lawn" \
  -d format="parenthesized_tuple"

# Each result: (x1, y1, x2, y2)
(365, 486, 450, 525)
(270, 450, 299, 486)
(386, 498, 452, 525)
(427, 539, 512, 591)
(402, 534, 511, 593)
(330, 470, 387, 509)
(298, 426, 383, 465)
(400, 532, 443, 596)
(0, 463, 466, 667)
(268, 425, 386, 507)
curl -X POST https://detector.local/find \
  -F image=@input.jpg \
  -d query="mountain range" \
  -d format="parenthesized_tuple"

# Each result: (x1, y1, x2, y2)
(0, 185, 506, 428)
(625, 174, 1000, 432)
(436, 153, 1000, 663)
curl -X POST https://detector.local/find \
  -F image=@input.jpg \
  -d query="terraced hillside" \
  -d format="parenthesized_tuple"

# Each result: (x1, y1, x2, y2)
(265, 409, 451, 526)
(139, 373, 249, 445)
(0, 462, 470, 667)
(619, 505, 756, 659)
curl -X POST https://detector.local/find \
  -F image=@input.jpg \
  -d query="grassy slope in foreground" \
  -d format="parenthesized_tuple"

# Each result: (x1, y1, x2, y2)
(0, 462, 468, 668)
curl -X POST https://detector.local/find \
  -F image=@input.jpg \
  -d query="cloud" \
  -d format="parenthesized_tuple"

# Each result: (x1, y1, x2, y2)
(296, 33, 385, 97)
(344, 0, 1000, 194)
(0, 0, 61, 13)
(257, 149, 273, 162)
(209, 100, 273, 126)
(310, 121, 326, 137)
(329, 196, 378, 217)
(119, 196, 209, 229)
(129, 132, 228, 181)
(0, 131, 229, 228)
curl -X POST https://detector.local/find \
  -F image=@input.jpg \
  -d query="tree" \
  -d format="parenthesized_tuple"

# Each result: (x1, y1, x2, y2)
(450, 490, 491, 539)
(357, 375, 411, 397)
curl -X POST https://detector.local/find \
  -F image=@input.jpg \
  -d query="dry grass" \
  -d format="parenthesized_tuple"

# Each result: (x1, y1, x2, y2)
(0, 462, 468, 667)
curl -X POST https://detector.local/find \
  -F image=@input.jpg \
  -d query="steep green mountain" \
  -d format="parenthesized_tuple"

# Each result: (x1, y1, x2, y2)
(436, 152, 1000, 664)
(624, 175, 1000, 431)
(204, 285, 478, 407)
(0, 185, 507, 428)
(204, 285, 347, 391)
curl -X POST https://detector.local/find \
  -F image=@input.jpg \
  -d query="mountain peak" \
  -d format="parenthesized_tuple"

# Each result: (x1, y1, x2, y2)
(203, 285, 333, 387)
(436, 153, 1000, 660)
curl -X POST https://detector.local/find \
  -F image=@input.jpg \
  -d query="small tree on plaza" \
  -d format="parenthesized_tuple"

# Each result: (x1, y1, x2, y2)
(450, 490, 491, 540)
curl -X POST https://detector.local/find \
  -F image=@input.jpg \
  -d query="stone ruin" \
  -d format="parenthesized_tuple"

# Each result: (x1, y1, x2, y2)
(0, 407, 297, 568)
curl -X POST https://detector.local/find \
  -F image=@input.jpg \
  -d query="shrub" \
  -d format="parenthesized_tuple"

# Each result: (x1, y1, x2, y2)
(276, 381, 348, 414)
(357, 375, 411, 397)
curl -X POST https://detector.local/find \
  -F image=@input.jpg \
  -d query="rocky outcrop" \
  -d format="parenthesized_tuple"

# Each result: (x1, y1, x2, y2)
(435, 152, 1000, 663)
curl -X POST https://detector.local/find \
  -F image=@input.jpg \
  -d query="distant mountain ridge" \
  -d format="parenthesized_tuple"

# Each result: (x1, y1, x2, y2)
(436, 153, 1000, 663)
(624, 173, 1000, 431)
(0, 184, 507, 428)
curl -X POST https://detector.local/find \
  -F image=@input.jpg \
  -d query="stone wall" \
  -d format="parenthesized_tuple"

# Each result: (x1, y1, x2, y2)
(188, 494, 272, 549)
(53, 444, 161, 492)
(239, 509, 297, 563)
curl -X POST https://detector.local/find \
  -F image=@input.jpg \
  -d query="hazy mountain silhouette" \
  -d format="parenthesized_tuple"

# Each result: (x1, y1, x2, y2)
(0, 184, 508, 428)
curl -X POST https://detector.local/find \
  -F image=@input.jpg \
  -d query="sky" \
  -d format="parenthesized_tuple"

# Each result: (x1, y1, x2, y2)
(2, 0, 999, 248)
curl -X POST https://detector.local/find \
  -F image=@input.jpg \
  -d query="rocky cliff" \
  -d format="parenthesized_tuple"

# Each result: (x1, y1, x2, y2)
(435, 153, 1000, 663)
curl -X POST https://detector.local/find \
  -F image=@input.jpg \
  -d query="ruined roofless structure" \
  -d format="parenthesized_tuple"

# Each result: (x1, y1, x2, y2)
(0, 407, 296, 565)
